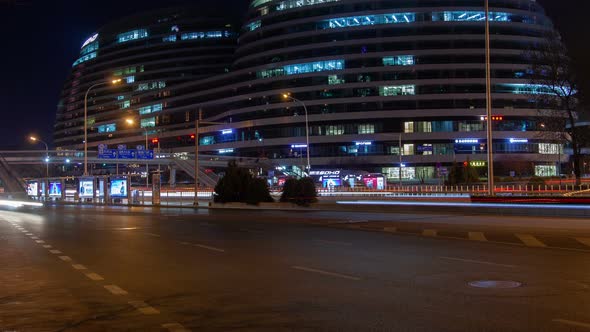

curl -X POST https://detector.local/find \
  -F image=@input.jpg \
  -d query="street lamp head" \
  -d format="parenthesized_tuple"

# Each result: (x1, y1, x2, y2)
(112, 79, 122, 84)
(282, 93, 290, 99)
(29, 136, 38, 141)
(125, 118, 134, 125)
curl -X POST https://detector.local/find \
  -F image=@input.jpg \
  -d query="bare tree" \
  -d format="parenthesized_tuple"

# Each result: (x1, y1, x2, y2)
(528, 31, 586, 184)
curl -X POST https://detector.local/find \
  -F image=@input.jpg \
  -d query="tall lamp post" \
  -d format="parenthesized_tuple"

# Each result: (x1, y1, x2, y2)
(484, 0, 495, 196)
(282, 93, 311, 175)
(29, 136, 49, 178)
(84, 79, 122, 176)
(126, 119, 149, 188)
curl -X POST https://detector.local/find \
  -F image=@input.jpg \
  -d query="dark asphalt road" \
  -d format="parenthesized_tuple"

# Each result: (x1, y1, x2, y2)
(2, 206, 590, 331)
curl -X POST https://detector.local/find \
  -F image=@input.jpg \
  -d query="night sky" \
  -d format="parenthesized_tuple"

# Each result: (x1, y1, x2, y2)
(0, 0, 587, 149)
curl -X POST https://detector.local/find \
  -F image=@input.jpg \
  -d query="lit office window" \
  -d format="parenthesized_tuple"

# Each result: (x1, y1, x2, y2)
(139, 103, 163, 115)
(136, 81, 166, 91)
(328, 75, 345, 85)
(97, 123, 116, 133)
(357, 124, 375, 134)
(125, 76, 135, 84)
(140, 117, 156, 128)
(380, 85, 416, 96)
(120, 100, 131, 109)
(322, 13, 415, 29)
(246, 20, 262, 31)
(404, 122, 414, 133)
(251, 0, 272, 7)
(276, 0, 339, 11)
(283, 59, 344, 75)
(539, 143, 560, 154)
(163, 35, 177, 42)
(383, 55, 415, 66)
(326, 125, 344, 135)
(117, 29, 149, 43)
(180, 31, 232, 40)
(72, 52, 97, 67)
(80, 41, 99, 56)
(432, 11, 510, 22)
(257, 68, 285, 78)
(495, 83, 567, 96)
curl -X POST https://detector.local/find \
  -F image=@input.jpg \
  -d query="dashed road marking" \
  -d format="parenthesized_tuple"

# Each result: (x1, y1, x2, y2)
(292, 266, 361, 281)
(553, 319, 590, 329)
(25, 233, 33, 236)
(516, 234, 547, 248)
(72, 264, 87, 270)
(193, 244, 225, 253)
(439, 256, 516, 268)
(468, 232, 487, 242)
(104, 285, 128, 295)
(423, 229, 437, 237)
(49, 249, 62, 254)
(162, 322, 190, 332)
(128, 301, 160, 315)
(314, 239, 352, 246)
(35, 240, 45, 244)
(575, 238, 590, 247)
(30, 236, 39, 240)
(59, 256, 72, 262)
(43, 245, 52, 248)
(85, 273, 105, 281)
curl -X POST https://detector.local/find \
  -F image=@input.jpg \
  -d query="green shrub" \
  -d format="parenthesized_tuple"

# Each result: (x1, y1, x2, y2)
(280, 177, 318, 206)
(214, 161, 273, 205)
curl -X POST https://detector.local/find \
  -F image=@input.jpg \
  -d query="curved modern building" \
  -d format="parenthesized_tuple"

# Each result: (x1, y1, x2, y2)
(54, 7, 237, 149)
(55, 1, 566, 182)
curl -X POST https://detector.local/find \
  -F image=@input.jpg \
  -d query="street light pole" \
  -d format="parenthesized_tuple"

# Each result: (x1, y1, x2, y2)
(282, 94, 311, 175)
(193, 109, 226, 206)
(84, 79, 122, 176)
(30, 136, 49, 178)
(485, 0, 495, 196)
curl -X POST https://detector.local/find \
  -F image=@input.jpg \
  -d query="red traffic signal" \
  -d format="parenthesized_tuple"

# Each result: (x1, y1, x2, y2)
(151, 138, 159, 144)
(463, 161, 468, 167)
(190, 134, 195, 139)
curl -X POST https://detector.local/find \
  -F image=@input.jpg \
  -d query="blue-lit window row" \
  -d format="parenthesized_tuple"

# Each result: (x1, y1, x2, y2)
(276, 0, 339, 11)
(162, 35, 177, 42)
(180, 31, 232, 40)
(321, 13, 415, 29)
(141, 117, 156, 128)
(383, 55, 415, 66)
(80, 41, 99, 56)
(72, 52, 97, 67)
(117, 29, 149, 43)
(380, 85, 416, 96)
(495, 83, 568, 96)
(245, 20, 262, 31)
(258, 59, 344, 78)
(139, 103, 163, 115)
(97, 123, 116, 133)
(317, 11, 538, 30)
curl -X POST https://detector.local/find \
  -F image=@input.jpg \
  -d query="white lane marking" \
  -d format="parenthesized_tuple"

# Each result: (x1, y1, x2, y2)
(553, 319, 590, 329)
(193, 244, 225, 253)
(128, 301, 160, 315)
(292, 266, 361, 281)
(162, 322, 190, 332)
(72, 264, 87, 270)
(384, 226, 397, 233)
(516, 234, 547, 248)
(314, 239, 352, 246)
(468, 232, 487, 242)
(59, 256, 72, 262)
(43, 245, 52, 248)
(85, 273, 105, 281)
(439, 256, 516, 268)
(576, 238, 590, 247)
(35, 240, 45, 244)
(422, 229, 437, 237)
(30, 236, 39, 240)
(146, 233, 161, 237)
(113, 227, 140, 231)
(49, 250, 62, 254)
(104, 285, 128, 295)
(25, 233, 33, 236)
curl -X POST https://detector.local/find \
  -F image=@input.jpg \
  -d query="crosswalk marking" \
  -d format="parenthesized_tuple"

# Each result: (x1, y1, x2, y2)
(575, 238, 590, 247)
(515, 234, 547, 248)
(468, 232, 487, 242)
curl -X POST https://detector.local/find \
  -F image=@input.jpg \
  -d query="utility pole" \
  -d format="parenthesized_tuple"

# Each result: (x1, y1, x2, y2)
(485, 0, 495, 196)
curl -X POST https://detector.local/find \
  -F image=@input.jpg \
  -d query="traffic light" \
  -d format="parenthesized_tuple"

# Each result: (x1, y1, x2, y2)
(151, 138, 159, 144)
(190, 134, 195, 140)
(463, 161, 468, 167)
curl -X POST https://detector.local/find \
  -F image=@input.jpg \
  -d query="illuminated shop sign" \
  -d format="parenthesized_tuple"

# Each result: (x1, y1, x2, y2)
(309, 170, 341, 176)
(291, 144, 308, 148)
(509, 138, 529, 143)
(81, 33, 99, 48)
(355, 141, 372, 146)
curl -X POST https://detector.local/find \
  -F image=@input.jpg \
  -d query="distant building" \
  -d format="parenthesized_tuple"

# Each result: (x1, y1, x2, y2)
(55, 1, 567, 181)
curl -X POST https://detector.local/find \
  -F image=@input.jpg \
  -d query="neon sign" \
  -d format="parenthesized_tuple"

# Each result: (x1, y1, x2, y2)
(81, 33, 99, 48)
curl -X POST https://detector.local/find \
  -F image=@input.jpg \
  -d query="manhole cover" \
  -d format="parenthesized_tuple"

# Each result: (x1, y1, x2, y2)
(468, 280, 522, 289)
